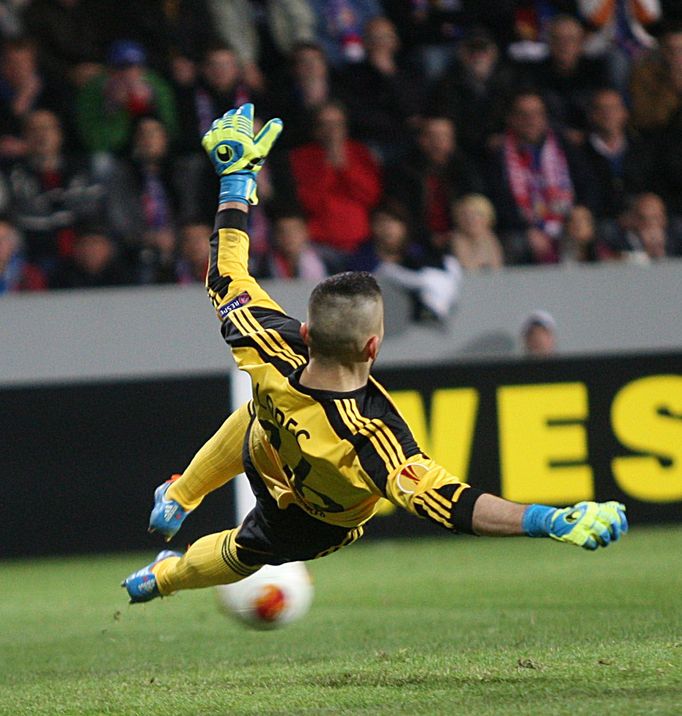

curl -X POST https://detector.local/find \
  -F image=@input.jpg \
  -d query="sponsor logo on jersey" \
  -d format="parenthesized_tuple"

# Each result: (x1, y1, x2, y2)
(218, 291, 252, 318)
(396, 463, 429, 494)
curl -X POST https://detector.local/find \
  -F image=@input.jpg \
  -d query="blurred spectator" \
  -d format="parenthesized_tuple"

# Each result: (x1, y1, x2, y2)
(0, 0, 28, 38)
(0, 36, 67, 159)
(289, 100, 382, 267)
(106, 116, 199, 247)
(508, 0, 579, 61)
(559, 204, 606, 262)
(521, 309, 558, 356)
(135, 227, 177, 284)
(383, 0, 481, 80)
(257, 210, 328, 280)
(0, 109, 104, 275)
(175, 220, 210, 284)
(630, 23, 682, 136)
(517, 14, 609, 136)
(653, 105, 682, 217)
(377, 251, 462, 322)
(339, 16, 422, 162)
(609, 192, 679, 261)
(308, 0, 383, 68)
(348, 201, 422, 273)
(583, 87, 655, 220)
(175, 43, 250, 153)
(0, 216, 46, 293)
(661, 0, 682, 22)
(76, 40, 178, 154)
(579, 0, 661, 90)
(110, 1, 215, 78)
(269, 42, 339, 149)
(486, 91, 594, 264)
(208, 0, 317, 88)
(449, 194, 504, 271)
(429, 27, 514, 154)
(386, 116, 484, 246)
(22, 0, 105, 90)
(51, 224, 129, 288)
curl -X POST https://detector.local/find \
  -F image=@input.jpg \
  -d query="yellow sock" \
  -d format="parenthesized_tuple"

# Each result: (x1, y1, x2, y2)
(166, 402, 251, 510)
(153, 529, 260, 595)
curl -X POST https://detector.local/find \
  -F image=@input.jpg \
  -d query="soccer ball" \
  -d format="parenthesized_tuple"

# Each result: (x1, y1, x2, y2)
(214, 561, 313, 630)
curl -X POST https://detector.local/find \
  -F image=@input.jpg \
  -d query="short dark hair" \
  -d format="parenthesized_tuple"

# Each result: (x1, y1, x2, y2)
(308, 272, 382, 361)
(310, 271, 381, 302)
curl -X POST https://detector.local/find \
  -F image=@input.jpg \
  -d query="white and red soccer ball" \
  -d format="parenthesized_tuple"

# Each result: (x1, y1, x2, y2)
(214, 561, 313, 629)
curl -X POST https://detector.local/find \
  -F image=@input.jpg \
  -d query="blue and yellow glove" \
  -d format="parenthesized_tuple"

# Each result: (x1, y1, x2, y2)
(523, 501, 628, 550)
(201, 103, 283, 206)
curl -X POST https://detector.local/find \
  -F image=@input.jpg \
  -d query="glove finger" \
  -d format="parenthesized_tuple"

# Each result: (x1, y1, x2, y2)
(221, 108, 237, 129)
(254, 117, 283, 156)
(618, 509, 629, 534)
(582, 535, 598, 550)
(609, 516, 621, 542)
(237, 102, 254, 124)
(595, 527, 611, 547)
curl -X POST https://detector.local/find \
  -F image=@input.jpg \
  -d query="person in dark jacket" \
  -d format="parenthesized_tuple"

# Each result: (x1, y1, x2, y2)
(486, 91, 596, 264)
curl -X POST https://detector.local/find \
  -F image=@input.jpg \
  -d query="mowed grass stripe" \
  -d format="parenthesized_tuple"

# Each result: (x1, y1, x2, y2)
(0, 527, 680, 715)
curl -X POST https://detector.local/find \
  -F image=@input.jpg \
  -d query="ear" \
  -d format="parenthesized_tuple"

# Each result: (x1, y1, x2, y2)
(364, 335, 380, 362)
(300, 322, 311, 346)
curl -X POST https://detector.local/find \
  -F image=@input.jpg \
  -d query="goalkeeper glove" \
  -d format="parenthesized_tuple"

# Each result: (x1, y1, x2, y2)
(523, 501, 628, 550)
(201, 103, 283, 206)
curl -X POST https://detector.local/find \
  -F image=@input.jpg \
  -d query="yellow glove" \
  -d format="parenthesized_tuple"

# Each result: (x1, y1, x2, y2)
(201, 103, 283, 205)
(523, 501, 628, 550)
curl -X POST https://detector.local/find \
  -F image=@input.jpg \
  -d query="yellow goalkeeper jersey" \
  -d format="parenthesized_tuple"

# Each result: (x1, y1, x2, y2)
(206, 209, 480, 533)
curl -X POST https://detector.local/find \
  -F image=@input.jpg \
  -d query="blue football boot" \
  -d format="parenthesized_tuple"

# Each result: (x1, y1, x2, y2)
(148, 475, 192, 541)
(121, 550, 181, 603)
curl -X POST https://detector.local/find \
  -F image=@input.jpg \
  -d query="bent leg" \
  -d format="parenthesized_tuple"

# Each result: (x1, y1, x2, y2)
(166, 401, 251, 511)
(154, 528, 261, 594)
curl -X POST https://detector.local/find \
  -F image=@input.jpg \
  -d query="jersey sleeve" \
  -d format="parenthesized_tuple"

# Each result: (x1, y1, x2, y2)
(330, 382, 484, 534)
(384, 457, 483, 535)
(206, 208, 308, 375)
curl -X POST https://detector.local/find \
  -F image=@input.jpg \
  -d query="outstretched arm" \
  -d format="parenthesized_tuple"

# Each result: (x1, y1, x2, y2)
(471, 492, 628, 550)
(471, 494, 526, 536)
(383, 457, 627, 550)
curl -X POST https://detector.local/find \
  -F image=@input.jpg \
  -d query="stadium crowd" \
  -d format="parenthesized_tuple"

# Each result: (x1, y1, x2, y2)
(1, 0, 681, 304)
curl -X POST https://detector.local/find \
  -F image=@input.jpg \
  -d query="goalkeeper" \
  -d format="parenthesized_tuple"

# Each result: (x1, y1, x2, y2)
(123, 104, 627, 603)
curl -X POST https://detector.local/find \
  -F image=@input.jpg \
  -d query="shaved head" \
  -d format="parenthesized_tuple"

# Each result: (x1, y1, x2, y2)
(307, 272, 383, 363)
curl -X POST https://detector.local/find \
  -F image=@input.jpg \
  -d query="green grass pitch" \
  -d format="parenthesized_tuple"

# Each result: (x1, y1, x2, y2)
(1, 527, 681, 716)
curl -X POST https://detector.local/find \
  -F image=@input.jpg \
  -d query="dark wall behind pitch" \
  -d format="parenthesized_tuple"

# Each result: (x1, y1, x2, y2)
(1, 375, 236, 558)
(2, 353, 681, 557)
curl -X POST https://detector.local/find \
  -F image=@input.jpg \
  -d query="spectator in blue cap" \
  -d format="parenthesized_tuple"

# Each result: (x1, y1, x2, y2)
(76, 39, 178, 154)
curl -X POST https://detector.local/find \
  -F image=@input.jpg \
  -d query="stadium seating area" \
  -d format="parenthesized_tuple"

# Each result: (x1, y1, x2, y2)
(1, 0, 681, 297)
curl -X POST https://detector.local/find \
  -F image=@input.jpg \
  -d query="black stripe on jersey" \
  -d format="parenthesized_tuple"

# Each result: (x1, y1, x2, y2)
(319, 399, 391, 493)
(368, 376, 422, 459)
(222, 313, 296, 376)
(221, 530, 258, 576)
(206, 210, 248, 298)
(413, 484, 484, 535)
(240, 309, 306, 368)
(247, 307, 308, 361)
(215, 208, 248, 232)
(232, 310, 303, 375)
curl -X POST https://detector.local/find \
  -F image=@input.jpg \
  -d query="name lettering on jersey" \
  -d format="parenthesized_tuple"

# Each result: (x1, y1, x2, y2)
(254, 382, 311, 442)
(396, 463, 429, 494)
(218, 291, 251, 319)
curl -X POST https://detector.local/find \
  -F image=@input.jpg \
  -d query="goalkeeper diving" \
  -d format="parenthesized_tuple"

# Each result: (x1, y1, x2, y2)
(122, 104, 627, 603)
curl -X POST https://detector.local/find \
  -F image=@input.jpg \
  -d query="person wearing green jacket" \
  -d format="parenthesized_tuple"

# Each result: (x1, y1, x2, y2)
(76, 40, 178, 154)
